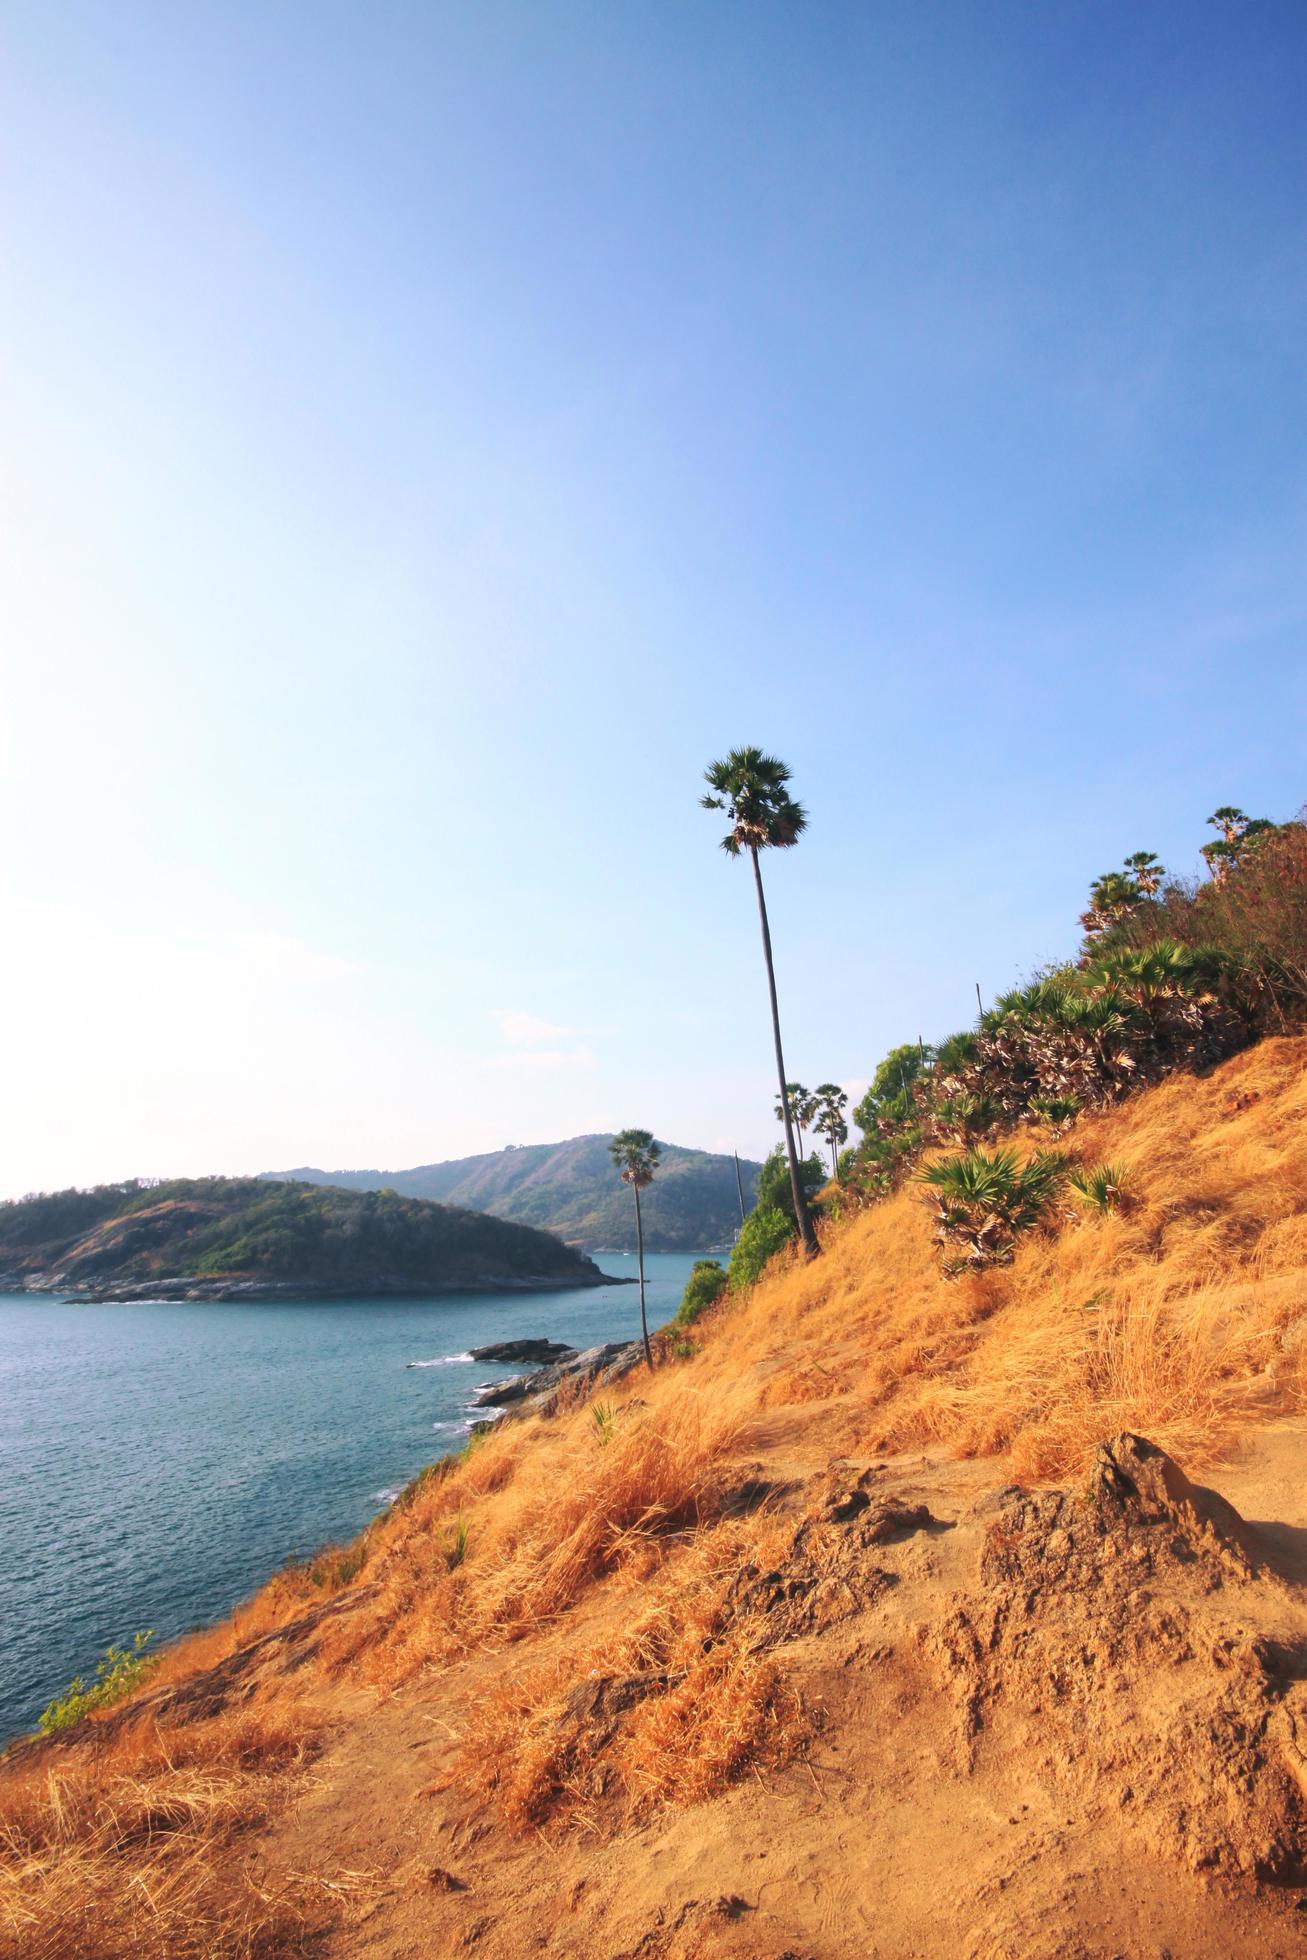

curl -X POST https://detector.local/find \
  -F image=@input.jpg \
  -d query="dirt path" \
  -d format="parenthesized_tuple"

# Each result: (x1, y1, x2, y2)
(253, 1426, 1307, 1958)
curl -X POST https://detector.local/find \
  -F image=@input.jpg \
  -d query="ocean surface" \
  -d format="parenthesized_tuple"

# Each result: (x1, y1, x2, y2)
(0, 1251, 708, 1743)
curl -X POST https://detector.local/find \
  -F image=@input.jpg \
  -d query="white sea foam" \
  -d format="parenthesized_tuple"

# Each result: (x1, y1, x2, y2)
(406, 1352, 474, 1368)
(374, 1486, 402, 1507)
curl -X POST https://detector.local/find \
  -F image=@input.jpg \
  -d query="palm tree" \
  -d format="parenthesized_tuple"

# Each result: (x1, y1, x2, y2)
(1122, 851, 1163, 896)
(609, 1129, 661, 1370)
(774, 1081, 815, 1155)
(813, 1082, 849, 1176)
(703, 747, 820, 1259)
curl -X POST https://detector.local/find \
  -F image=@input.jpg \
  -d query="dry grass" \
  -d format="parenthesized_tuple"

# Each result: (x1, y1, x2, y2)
(6, 1037, 1307, 1916)
(453, 1518, 801, 1833)
(706, 1034, 1307, 1481)
(315, 1392, 744, 1686)
(0, 1701, 323, 1960)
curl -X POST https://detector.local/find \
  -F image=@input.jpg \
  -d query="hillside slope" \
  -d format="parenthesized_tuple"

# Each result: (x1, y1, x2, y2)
(6, 1040, 1307, 1959)
(0, 1176, 610, 1299)
(266, 1135, 761, 1250)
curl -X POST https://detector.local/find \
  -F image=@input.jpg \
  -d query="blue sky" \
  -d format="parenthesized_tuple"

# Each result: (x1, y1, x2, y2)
(2, 2, 1305, 1197)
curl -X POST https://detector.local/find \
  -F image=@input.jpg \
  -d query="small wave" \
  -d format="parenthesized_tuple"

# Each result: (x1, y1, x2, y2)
(406, 1352, 474, 1369)
(374, 1486, 402, 1507)
(431, 1419, 464, 1432)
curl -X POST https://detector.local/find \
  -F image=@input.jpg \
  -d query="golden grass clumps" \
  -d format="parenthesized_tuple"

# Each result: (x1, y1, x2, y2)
(342, 1394, 744, 1685)
(0, 1702, 323, 1960)
(453, 1519, 802, 1833)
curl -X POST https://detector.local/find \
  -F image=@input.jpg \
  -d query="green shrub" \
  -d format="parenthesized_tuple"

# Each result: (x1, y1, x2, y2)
(38, 1630, 155, 1736)
(755, 1146, 826, 1227)
(676, 1258, 728, 1326)
(728, 1204, 793, 1290)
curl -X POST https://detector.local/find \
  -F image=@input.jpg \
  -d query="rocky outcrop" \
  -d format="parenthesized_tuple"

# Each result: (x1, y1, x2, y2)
(472, 1341, 647, 1416)
(924, 1432, 1307, 1883)
(470, 1339, 578, 1366)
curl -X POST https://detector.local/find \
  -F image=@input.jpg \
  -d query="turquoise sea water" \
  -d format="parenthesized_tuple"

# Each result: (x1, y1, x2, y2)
(0, 1251, 707, 1743)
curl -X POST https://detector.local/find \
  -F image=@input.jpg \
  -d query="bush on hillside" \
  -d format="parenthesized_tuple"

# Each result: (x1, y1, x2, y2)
(755, 1146, 827, 1228)
(919, 1147, 1069, 1277)
(727, 1206, 792, 1291)
(677, 1259, 728, 1326)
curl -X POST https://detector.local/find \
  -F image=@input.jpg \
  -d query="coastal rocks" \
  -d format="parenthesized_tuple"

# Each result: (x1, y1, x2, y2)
(472, 1340, 645, 1415)
(469, 1338, 576, 1366)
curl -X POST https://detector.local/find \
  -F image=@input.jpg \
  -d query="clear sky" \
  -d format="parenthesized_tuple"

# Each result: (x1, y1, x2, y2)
(2, 2, 1305, 1198)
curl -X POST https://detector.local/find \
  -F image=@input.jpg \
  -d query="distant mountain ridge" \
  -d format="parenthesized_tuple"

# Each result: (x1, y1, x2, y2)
(263, 1135, 761, 1252)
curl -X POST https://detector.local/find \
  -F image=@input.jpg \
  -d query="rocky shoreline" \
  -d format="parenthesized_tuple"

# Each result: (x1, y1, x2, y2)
(466, 1335, 648, 1421)
(2, 1270, 638, 1304)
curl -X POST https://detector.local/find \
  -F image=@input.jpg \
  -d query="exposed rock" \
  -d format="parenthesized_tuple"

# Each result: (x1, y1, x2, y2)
(472, 1341, 646, 1414)
(469, 1339, 577, 1366)
(923, 1432, 1307, 1883)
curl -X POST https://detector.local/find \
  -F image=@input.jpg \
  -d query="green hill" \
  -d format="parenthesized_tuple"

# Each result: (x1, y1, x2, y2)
(264, 1136, 760, 1251)
(0, 1177, 609, 1299)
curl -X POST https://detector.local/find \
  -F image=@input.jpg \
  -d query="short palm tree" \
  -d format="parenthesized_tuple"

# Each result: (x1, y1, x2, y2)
(813, 1082, 849, 1176)
(609, 1129, 661, 1370)
(703, 747, 820, 1259)
(774, 1081, 815, 1155)
(1122, 851, 1163, 896)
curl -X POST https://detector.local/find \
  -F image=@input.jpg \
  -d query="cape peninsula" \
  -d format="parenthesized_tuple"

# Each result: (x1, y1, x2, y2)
(0, 1176, 615, 1301)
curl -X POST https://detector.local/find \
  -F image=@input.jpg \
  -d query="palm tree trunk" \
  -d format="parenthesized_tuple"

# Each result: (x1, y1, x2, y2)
(634, 1181, 653, 1370)
(829, 1133, 838, 1178)
(734, 1151, 746, 1226)
(750, 845, 819, 1259)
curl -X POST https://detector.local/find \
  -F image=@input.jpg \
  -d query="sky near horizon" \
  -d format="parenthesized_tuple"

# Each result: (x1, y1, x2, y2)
(2, 2, 1305, 1199)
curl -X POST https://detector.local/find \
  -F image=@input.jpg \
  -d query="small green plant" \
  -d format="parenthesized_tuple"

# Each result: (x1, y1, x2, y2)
(918, 1147, 1069, 1276)
(727, 1203, 794, 1290)
(1029, 1093, 1081, 1131)
(308, 1544, 367, 1589)
(669, 1334, 696, 1361)
(676, 1258, 728, 1326)
(441, 1516, 470, 1569)
(1068, 1162, 1131, 1214)
(590, 1401, 616, 1445)
(38, 1630, 156, 1736)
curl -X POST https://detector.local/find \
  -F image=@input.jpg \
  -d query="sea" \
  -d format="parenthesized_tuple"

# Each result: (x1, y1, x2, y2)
(0, 1250, 708, 1744)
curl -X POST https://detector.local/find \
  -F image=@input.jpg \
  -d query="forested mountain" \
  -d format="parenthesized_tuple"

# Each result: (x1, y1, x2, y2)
(0, 1177, 609, 1299)
(265, 1136, 760, 1251)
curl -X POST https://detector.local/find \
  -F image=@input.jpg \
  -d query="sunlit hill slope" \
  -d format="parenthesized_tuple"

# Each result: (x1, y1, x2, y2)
(6, 1031, 1307, 1959)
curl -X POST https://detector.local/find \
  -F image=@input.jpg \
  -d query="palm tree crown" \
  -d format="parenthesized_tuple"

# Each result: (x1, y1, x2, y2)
(609, 1129, 661, 1189)
(702, 747, 807, 856)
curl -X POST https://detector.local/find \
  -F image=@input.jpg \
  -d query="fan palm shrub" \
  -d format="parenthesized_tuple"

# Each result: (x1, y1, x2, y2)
(1068, 1162, 1131, 1214)
(918, 1146, 1070, 1275)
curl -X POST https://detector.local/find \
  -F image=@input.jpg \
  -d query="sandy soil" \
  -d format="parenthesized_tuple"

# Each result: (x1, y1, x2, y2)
(244, 1421, 1307, 1959)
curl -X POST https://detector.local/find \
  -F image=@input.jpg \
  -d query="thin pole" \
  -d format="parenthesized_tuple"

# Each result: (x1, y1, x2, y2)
(975, 981, 983, 1019)
(734, 1151, 746, 1225)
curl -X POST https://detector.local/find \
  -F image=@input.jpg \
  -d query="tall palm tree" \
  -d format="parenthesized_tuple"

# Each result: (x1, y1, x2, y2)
(813, 1082, 849, 1176)
(609, 1129, 661, 1370)
(703, 747, 820, 1260)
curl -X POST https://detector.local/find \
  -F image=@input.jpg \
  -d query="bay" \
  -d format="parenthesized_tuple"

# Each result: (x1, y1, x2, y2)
(0, 1250, 709, 1742)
